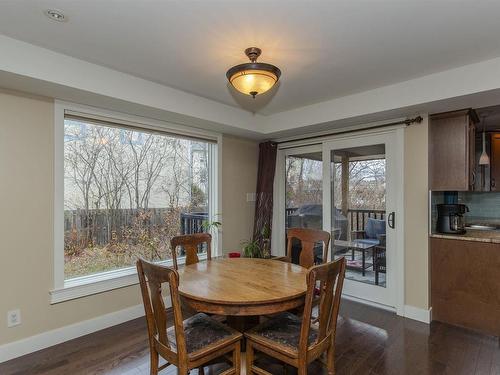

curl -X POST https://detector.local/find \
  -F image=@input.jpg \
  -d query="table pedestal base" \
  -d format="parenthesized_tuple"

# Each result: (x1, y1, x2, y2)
(226, 315, 259, 351)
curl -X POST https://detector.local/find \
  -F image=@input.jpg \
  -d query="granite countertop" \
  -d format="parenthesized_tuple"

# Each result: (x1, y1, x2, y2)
(430, 229, 500, 244)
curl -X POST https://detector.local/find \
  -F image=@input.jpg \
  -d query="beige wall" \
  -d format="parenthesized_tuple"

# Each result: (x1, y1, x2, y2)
(0, 90, 258, 346)
(220, 135, 259, 253)
(0, 86, 429, 348)
(403, 116, 430, 310)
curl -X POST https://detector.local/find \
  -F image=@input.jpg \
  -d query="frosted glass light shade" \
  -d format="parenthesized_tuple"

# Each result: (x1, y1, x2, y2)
(479, 151, 490, 165)
(479, 131, 490, 165)
(228, 69, 278, 97)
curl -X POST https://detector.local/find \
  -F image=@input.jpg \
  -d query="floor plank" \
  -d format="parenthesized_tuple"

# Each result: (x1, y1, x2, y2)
(1, 300, 499, 375)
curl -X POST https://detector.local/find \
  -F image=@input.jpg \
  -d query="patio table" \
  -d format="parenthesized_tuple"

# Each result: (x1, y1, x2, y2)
(333, 239, 376, 276)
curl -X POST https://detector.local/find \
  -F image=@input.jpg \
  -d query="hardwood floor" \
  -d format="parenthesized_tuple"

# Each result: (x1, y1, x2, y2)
(1, 300, 499, 375)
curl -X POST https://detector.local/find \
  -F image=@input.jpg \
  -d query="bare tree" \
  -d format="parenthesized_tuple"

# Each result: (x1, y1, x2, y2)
(63, 119, 211, 277)
(65, 124, 107, 245)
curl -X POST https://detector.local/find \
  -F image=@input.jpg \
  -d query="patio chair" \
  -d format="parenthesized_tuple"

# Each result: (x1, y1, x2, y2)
(352, 217, 386, 246)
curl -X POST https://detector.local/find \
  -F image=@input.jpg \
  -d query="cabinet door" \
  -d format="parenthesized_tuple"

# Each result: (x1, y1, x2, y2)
(491, 133, 500, 191)
(429, 111, 471, 191)
(468, 122, 476, 190)
(431, 237, 500, 336)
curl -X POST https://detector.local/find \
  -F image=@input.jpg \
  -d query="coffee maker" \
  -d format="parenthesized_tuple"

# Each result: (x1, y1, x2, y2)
(436, 204, 469, 234)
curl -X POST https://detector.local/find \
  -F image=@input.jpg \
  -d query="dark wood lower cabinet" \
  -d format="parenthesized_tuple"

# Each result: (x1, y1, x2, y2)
(431, 237, 500, 336)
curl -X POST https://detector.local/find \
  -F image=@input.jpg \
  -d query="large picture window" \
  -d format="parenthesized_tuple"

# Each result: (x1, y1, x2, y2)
(62, 113, 216, 282)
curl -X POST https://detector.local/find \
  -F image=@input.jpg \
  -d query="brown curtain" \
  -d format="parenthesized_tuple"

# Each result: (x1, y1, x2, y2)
(253, 141, 278, 245)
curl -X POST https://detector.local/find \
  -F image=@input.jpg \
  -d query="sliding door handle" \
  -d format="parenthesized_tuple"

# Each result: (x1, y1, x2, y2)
(388, 212, 395, 229)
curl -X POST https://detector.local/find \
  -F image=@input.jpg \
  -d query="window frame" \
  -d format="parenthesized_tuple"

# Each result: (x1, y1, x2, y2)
(50, 101, 222, 304)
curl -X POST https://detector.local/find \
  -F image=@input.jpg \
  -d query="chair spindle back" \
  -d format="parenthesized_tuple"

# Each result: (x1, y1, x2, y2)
(299, 257, 346, 354)
(171, 233, 212, 270)
(286, 228, 331, 268)
(136, 259, 188, 360)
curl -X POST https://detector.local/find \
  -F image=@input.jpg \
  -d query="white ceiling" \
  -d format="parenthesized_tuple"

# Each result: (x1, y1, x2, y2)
(2, 0, 500, 116)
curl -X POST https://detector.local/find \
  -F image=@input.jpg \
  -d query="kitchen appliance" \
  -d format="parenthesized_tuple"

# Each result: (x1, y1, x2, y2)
(436, 204, 469, 234)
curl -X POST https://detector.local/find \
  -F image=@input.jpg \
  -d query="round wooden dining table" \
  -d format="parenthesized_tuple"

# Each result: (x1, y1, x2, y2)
(178, 257, 307, 327)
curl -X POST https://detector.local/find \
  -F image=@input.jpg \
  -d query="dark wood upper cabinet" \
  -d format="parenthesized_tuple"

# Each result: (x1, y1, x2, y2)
(490, 133, 500, 191)
(429, 109, 478, 191)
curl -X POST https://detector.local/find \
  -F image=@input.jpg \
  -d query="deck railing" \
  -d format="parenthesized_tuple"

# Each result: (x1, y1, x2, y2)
(181, 208, 385, 236)
(348, 209, 386, 232)
(180, 212, 208, 235)
(285, 207, 385, 232)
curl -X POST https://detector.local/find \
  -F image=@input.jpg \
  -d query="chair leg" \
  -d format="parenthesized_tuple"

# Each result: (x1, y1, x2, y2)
(327, 344, 335, 375)
(246, 341, 254, 375)
(298, 365, 307, 375)
(177, 365, 188, 375)
(233, 341, 241, 375)
(198, 366, 205, 375)
(150, 348, 159, 375)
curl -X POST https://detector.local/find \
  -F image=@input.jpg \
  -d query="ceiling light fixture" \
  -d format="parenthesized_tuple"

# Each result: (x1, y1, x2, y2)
(45, 9, 67, 22)
(226, 47, 281, 98)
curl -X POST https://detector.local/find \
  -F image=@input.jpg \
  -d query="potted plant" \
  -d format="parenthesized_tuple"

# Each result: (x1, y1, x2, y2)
(241, 239, 262, 258)
(201, 219, 222, 233)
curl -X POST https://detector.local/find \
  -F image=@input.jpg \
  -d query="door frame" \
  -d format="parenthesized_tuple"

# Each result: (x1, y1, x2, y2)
(272, 127, 405, 316)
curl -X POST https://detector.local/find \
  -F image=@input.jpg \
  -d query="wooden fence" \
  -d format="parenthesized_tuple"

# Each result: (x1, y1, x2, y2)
(64, 207, 207, 247)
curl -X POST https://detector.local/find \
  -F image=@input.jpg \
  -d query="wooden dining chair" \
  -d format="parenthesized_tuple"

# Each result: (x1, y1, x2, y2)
(136, 258, 242, 375)
(283, 228, 331, 268)
(245, 257, 346, 375)
(171, 233, 212, 270)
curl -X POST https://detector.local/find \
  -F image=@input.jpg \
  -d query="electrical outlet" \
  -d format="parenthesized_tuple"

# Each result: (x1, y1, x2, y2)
(7, 309, 21, 328)
(246, 192, 256, 202)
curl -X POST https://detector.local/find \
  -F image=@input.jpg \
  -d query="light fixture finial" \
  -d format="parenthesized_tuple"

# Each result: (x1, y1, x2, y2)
(245, 47, 262, 62)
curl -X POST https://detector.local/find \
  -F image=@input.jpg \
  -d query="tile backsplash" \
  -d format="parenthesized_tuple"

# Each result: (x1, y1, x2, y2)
(458, 192, 500, 223)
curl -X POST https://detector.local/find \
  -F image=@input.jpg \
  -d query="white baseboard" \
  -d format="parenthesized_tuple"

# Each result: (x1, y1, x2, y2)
(341, 294, 396, 313)
(342, 295, 432, 324)
(0, 297, 171, 363)
(403, 305, 432, 324)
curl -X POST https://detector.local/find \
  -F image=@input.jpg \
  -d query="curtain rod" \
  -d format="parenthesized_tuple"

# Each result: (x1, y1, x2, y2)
(276, 116, 423, 145)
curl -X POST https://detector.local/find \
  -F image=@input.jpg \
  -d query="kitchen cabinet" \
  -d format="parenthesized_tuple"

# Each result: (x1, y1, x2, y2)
(490, 132, 500, 191)
(429, 109, 478, 191)
(431, 237, 500, 336)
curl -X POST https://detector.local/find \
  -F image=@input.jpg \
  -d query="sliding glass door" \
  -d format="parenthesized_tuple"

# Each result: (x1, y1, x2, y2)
(274, 129, 403, 311)
(323, 131, 402, 308)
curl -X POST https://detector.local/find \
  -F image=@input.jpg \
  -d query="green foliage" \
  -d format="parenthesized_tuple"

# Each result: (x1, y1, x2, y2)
(241, 239, 262, 258)
(201, 213, 222, 232)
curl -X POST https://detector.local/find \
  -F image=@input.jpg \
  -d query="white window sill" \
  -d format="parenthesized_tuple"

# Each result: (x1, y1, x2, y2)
(49, 254, 207, 304)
